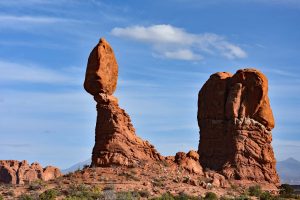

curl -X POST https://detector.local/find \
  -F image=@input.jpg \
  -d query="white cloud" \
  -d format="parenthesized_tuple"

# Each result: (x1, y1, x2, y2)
(111, 24, 247, 61)
(112, 24, 196, 45)
(163, 49, 203, 61)
(0, 60, 82, 85)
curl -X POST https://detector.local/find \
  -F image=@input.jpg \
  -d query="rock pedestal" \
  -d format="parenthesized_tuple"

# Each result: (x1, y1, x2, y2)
(84, 38, 162, 167)
(91, 93, 162, 166)
(197, 69, 279, 185)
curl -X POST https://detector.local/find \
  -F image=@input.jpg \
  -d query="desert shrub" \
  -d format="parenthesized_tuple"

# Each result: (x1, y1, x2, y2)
(234, 195, 250, 200)
(18, 194, 34, 200)
(259, 191, 272, 200)
(204, 192, 218, 200)
(103, 184, 115, 191)
(39, 189, 58, 200)
(248, 185, 262, 197)
(151, 192, 175, 200)
(28, 179, 45, 190)
(116, 191, 140, 200)
(138, 190, 150, 198)
(152, 178, 165, 188)
(0, 194, 3, 200)
(220, 196, 234, 200)
(119, 172, 140, 181)
(279, 184, 294, 198)
(66, 184, 103, 199)
(174, 192, 200, 200)
(102, 189, 116, 200)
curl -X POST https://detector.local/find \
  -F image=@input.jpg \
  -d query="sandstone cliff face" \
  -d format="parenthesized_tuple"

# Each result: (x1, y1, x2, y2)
(84, 38, 162, 167)
(198, 69, 279, 185)
(0, 160, 62, 184)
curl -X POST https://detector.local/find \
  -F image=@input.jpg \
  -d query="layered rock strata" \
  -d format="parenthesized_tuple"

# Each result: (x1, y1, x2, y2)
(84, 38, 162, 167)
(197, 69, 279, 185)
(0, 160, 62, 184)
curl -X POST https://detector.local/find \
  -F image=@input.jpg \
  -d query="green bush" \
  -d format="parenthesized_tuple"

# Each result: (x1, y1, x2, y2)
(116, 191, 140, 200)
(234, 195, 250, 200)
(248, 185, 262, 197)
(0, 194, 3, 200)
(151, 192, 175, 200)
(152, 178, 165, 188)
(18, 194, 34, 200)
(28, 180, 45, 190)
(220, 196, 233, 200)
(66, 184, 103, 199)
(204, 192, 218, 200)
(39, 189, 58, 200)
(174, 193, 199, 200)
(259, 191, 272, 200)
(279, 184, 294, 198)
(138, 190, 150, 198)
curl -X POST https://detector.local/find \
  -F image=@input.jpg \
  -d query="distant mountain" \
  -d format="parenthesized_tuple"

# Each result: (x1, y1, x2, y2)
(277, 157, 300, 185)
(62, 159, 91, 174)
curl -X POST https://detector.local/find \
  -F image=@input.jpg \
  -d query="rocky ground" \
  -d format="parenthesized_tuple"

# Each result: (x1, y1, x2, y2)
(0, 160, 279, 200)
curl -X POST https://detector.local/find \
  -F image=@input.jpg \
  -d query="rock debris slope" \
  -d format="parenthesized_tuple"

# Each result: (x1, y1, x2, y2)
(84, 38, 162, 167)
(197, 69, 279, 185)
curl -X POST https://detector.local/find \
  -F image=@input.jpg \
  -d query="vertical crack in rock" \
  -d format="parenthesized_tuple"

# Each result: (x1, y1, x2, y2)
(198, 68, 279, 185)
(84, 38, 162, 167)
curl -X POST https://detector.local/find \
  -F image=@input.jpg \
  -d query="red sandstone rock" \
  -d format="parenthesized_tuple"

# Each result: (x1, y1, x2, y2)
(85, 39, 163, 167)
(84, 38, 118, 96)
(198, 68, 279, 185)
(91, 93, 163, 166)
(0, 160, 62, 184)
(174, 151, 203, 174)
(43, 166, 62, 181)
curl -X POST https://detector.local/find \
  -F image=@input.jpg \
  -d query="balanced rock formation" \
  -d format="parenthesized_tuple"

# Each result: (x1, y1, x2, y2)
(198, 68, 279, 185)
(84, 38, 162, 167)
(0, 160, 62, 184)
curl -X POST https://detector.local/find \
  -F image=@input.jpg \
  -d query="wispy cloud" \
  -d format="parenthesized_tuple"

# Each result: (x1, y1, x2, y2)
(0, 14, 86, 26)
(111, 24, 247, 61)
(0, 60, 82, 85)
(161, 49, 203, 61)
(0, 15, 64, 24)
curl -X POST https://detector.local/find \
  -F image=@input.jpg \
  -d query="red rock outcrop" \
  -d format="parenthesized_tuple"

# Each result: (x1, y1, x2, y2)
(0, 160, 62, 184)
(174, 151, 203, 174)
(198, 68, 279, 185)
(84, 38, 162, 167)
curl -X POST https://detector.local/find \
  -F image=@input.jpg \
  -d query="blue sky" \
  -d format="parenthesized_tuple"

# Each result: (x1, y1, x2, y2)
(0, 0, 300, 169)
